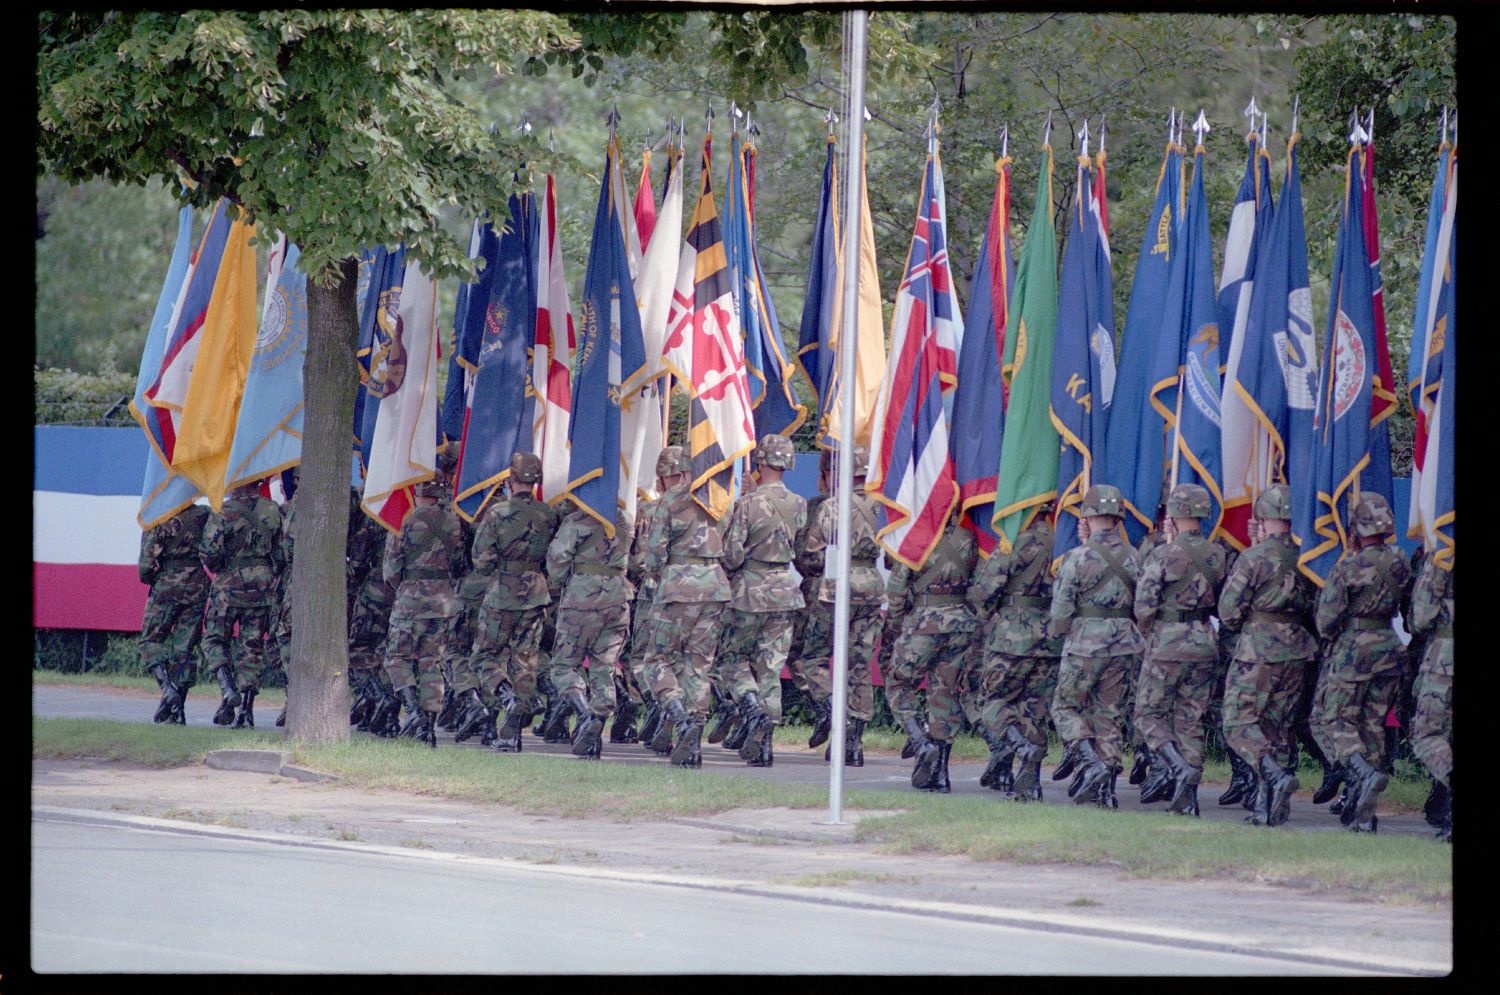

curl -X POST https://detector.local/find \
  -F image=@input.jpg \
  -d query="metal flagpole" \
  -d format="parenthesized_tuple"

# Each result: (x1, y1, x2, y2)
(828, 8, 868, 826)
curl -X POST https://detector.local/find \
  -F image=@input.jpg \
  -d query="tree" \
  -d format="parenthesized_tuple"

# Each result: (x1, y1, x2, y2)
(38, 10, 580, 742)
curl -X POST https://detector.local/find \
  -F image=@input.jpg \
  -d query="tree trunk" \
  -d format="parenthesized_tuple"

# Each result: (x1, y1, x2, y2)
(286, 258, 360, 743)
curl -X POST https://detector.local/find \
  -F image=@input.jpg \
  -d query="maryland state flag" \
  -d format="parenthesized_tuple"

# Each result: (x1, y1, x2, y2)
(564, 139, 647, 536)
(454, 192, 539, 521)
(1410, 141, 1457, 554)
(952, 149, 1014, 556)
(1297, 141, 1384, 584)
(1103, 133, 1183, 545)
(663, 136, 756, 521)
(867, 135, 964, 570)
(533, 172, 576, 503)
(992, 142, 1059, 553)
(1050, 147, 1116, 564)
(796, 136, 840, 446)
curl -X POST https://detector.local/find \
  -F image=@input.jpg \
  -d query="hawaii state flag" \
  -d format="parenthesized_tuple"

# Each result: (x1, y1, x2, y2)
(533, 172, 575, 503)
(663, 136, 757, 521)
(952, 150, 1014, 555)
(867, 139, 963, 570)
(1050, 148, 1116, 563)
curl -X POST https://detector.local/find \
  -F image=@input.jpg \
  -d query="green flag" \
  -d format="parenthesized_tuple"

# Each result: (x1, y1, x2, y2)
(991, 143, 1059, 553)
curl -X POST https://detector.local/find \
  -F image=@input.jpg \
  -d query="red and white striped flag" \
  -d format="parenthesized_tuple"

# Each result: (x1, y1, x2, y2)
(533, 172, 575, 504)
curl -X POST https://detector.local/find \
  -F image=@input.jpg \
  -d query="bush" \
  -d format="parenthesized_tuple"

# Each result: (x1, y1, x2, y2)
(34, 629, 144, 675)
(34, 367, 137, 426)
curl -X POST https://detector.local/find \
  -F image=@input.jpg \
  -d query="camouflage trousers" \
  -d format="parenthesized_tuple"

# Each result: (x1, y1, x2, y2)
(199, 594, 273, 692)
(619, 596, 655, 706)
(976, 652, 1060, 749)
(348, 592, 393, 674)
(885, 629, 974, 742)
(1132, 654, 1219, 769)
(1051, 653, 1138, 767)
(470, 606, 547, 711)
(1221, 658, 1311, 769)
(271, 597, 292, 674)
(706, 610, 741, 702)
(792, 602, 880, 721)
(384, 615, 454, 713)
(139, 592, 206, 686)
(719, 608, 797, 723)
(955, 625, 993, 729)
(443, 594, 485, 695)
(1410, 640, 1453, 784)
(783, 589, 821, 698)
(1311, 663, 1401, 766)
(548, 603, 631, 718)
(645, 600, 726, 721)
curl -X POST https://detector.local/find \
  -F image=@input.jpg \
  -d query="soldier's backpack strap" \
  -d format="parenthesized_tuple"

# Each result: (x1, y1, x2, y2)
(1084, 539, 1135, 602)
(1161, 537, 1218, 607)
(1268, 538, 1298, 585)
(1003, 540, 1050, 598)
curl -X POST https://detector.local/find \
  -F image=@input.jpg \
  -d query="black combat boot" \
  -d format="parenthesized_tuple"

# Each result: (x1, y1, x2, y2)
(233, 686, 258, 729)
(722, 709, 751, 752)
(369, 684, 402, 738)
(490, 701, 529, 753)
(414, 711, 437, 748)
(734, 693, 767, 759)
(1219, 751, 1256, 806)
(1011, 740, 1046, 802)
(1129, 744, 1153, 786)
(610, 694, 640, 744)
(1244, 773, 1271, 826)
(1329, 780, 1351, 816)
(845, 718, 866, 767)
(706, 686, 736, 744)
(925, 740, 953, 794)
(451, 690, 490, 743)
(901, 717, 931, 760)
(1095, 762, 1121, 810)
(1311, 760, 1345, 805)
(978, 725, 1016, 790)
(747, 720, 775, 767)
(1435, 775, 1452, 843)
(652, 698, 687, 755)
(807, 696, 833, 749)
(1343, 754, 1388, 830)
(349, 672, 377, 728)
(213, 666, 241, 726)
(397, 686, 425, 738)
(1261, 754, 1299, 827)
(572, 711, 605, 759)
(437, 687, 460, 732)
(670, 711, 704, 768)
(1070, 739, 1110, 805)
(1159, 742, 1201, 816)
(1139, 748, 1175, 804)
(171, 680, 190, 724)
(275, 705, 286, 727)
(1052, 741, 1081, 781)
(149, 663, 179, 723)
(1423, 778, 1450, 827)
(537, 691, 578, 744)
(639, 700, 665, 752)
(912, 732, 951, 792)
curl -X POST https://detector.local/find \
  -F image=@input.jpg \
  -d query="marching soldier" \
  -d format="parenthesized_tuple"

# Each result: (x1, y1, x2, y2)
(137, 503, 212, 724)
(381, 473, 465, 746)
(271, 470, 297, 727)
(200, 480, 284, 728)
(965, 501, 1061, 801)
(468, 453, 561, 752)
(886, 513, 979, 793)
(544, 503, 635, 760)
(1125, 484, 1171, 788)
(717, 434, 808, 767)
(791, 454, 836, 748)
(1217, 484, 1319, 826)
(1132, 483, 1229, 817)
(640, 445, 731, 768)
(1408, 552, 1454, 842)
(1048, 483, 1144, 808)
(347, 492, 400, 736)
(623, 451, 678, 748)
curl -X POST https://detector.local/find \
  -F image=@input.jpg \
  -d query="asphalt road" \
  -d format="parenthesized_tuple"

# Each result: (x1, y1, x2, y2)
(31, 811, 1367, 975)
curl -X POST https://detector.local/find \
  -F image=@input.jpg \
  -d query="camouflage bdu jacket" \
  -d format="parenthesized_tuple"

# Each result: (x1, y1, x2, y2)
(1314, 543, 1413, 680)
(628, 495, 660, 602)
(1217, 533, 1318, 662)
(140, 504, 211, 600)
(967, 516, 1061, 657)
(347, 502, 388, 604)
(383, 504, 465, 619)
(887, 523, 977, 634)
(795, 492, 829, 609)
(547, 509, 635, 609)
(641, 482, 730, 604)
(722, 480, 806, 613)
(1048, 528, 1144, 656)
(471, 491, 560, 611)
(802, 490, 884, 606)
(202, 494, 284, 605)
(1410, 558, 1454, 645)
(1134, 532, 1229, 661)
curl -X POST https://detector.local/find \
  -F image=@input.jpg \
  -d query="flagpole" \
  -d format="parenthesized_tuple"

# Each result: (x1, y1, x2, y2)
(828, 8, 868, 827)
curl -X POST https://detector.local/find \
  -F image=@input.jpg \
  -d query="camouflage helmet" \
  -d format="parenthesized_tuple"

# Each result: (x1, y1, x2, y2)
(436, 445, 460, 477)
(509, 451, 542, 484)
(851, 443, 871, 477)
(754, 434, 796, 471)
(1352, 493, 1395, 537)
(1252, 484, 1293, 521)
(656, 445, 691, 477)
(1166, 483, 1212, 519)
(1079, 483, 1125, 518)
(414, 475, 444, 499)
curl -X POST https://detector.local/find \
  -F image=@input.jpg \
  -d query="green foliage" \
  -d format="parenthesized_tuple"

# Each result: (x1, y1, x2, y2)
(34, 630, 144, 675)
(34, 367, 137, 426)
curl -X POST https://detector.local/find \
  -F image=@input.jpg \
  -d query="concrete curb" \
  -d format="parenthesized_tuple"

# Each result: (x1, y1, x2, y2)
(205, 749, 340, 783)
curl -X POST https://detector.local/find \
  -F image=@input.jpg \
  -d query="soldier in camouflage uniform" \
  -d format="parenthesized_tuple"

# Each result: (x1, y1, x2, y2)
(348, 493, 400, 736)
(271, 471, 298, 727)
(200, 480, 285, 728)
(1132, 484, 1230, 817)
(1408, 552, 1453, 841)
(381, 473, 466, 746)
(137, 503, 212, 724)
(1124, 487, 1171, 788)
(1048, 484, 1144, 808)
(623, 454, 675, 747)
(467, 452, 561, 752)
(640, 446, 731, 768)
(543, 503, 635, 759)
(1216, 484, 1318, 826)
(785, 452, 833, 741)
(715, 435, 808, 767)
(793, 444, 884, 766)
(1311, 493, 1413, 832)
(965, 504, 1062, 800)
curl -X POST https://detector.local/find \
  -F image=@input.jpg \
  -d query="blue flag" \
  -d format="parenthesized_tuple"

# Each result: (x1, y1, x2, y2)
(952, 154, 1014, 556)
(1168, 142, 1225, 536)
(1104, 139, 1183, 544)
(353, 245, 408, 470)
(439, 218, 490, 449)
(563, 141, 648, 537)
(796, 137, 840, 445)
(454, 193, 538, 521)
(1297, 146, 1381, 583)
(1430, 204, 1456, 569)
(1050, 154, 1116, 562)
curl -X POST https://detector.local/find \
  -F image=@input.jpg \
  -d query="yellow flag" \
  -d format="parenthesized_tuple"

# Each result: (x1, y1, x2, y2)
(825, 138, 887, 447)
(171, 216, 259, 510)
